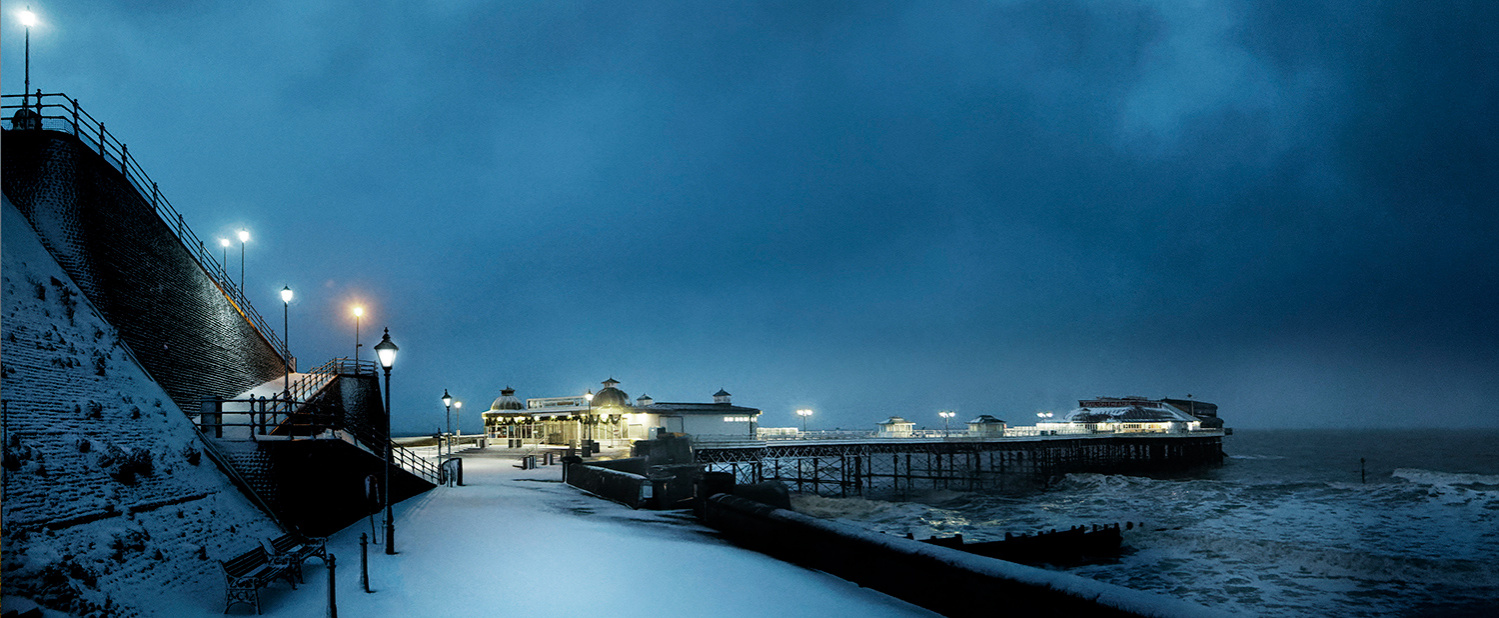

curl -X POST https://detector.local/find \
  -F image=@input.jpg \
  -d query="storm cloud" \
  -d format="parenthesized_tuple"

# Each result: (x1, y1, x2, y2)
(6, 0, 1495, 430)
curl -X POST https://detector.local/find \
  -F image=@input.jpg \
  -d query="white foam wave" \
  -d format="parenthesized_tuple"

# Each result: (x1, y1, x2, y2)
(1228, 454, 1287, 460)
(1393, 468, 1499, 487)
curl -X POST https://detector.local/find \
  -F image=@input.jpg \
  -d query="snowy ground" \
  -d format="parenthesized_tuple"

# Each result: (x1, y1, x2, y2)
(192, 446, 939, 617)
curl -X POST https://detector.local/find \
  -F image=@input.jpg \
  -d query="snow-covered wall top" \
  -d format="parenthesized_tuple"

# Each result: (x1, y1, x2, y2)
(2, 196, 282, 617)
(1, 129, 286, 410)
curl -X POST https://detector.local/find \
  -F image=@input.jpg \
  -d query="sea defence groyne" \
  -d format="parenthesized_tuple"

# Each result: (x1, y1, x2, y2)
(702, 493, 1220, 618)
(696, 432, 1225, 497)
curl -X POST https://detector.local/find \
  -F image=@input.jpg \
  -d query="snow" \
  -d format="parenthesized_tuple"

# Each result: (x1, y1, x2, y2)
(3, 195, 283, 617)
(219, 448, 940, 617)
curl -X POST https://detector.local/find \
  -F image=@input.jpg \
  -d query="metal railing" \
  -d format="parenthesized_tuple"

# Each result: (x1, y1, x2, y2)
(189, 396, 340, 439)
(1, 91, 285, 358)
(342, 419, 440, 485)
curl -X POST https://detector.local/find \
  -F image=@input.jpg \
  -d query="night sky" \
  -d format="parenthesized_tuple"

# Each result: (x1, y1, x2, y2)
(5, 1, 1496, 434)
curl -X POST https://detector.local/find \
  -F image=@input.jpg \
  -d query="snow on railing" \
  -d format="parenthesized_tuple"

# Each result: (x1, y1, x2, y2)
(1, 92, 286, 359)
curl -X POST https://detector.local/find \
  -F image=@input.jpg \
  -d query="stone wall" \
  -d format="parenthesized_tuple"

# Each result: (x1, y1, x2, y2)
(2, 129, 285, 411)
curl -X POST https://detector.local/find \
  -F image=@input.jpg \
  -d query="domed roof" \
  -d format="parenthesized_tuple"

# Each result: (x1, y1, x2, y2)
(591, 378, 630, 408)
(489, 387, 524, 411)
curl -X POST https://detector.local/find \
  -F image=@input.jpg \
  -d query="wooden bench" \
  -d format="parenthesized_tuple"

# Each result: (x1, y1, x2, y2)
(264, 531, 328, 584)
(220, 545, 295, 614)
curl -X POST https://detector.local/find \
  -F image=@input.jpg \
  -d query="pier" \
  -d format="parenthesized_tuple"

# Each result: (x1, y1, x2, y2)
(695, 432, 1226, 497)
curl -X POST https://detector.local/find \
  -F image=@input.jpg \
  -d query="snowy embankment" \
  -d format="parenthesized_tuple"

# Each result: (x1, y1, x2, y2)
(2, 195, 282, 617)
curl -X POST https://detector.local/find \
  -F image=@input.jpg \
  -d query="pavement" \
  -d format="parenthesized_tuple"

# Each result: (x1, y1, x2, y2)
(244, 444, 937, 617)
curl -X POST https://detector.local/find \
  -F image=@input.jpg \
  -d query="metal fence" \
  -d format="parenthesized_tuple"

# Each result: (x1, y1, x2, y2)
(1, 91, 285, 357)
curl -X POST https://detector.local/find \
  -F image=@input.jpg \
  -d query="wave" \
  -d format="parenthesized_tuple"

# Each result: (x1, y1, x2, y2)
(1392, 468, 1499, 487)
(1228, 454, 1288, 460)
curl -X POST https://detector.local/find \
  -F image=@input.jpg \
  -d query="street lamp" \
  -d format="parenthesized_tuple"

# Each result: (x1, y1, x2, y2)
(584, 389, 593, 447)
(280, 286, 293, 398)
(352, 306, 364, 373)
(441, 389, 452, 458)
(939, 411, 956, 437)
(19, 8, 37, 108)
(373, 328, 399, 555)
(236, 229, 250, 293)
(218, 238, 230, 272)
(454, 400, 463, 448)
(796, 409, 813, 433)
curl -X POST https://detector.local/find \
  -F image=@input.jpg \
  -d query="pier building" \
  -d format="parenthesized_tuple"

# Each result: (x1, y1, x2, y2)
(482, 379, 763, 447)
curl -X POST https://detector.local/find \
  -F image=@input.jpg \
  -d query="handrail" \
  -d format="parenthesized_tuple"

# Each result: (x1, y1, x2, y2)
(1, 92, 286, 358)
(194, 390, 440, 485)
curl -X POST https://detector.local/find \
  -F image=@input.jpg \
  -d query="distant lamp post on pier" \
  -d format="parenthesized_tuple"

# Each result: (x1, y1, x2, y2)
(236, 229, 250, 292)
(373, 329, 399, 555)
(280, 286, 293, 397)
(218, 238, 230, 271)
(441, 390, 452, 457)
(939, 411, 956, 437)
(352, 306, 364, 373)
(796, 408, 813, 433)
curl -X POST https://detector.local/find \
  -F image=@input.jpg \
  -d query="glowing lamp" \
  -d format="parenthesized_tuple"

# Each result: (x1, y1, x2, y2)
(374, 329, 398, 368)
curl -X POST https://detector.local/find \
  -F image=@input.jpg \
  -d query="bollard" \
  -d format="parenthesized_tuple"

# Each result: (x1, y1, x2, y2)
(328, 553, 337, 618)
(360, 533, 370, 593)
(454, 458, 464, 486)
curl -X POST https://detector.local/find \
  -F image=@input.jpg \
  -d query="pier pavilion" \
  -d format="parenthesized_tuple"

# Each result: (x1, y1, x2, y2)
(482, 379, 763, 447)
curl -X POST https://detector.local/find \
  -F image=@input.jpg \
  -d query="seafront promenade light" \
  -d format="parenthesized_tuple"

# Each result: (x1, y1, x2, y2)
(280, 286, 293, 397)
(441, 389, 453, 457)
(454, 400, 463, 446)
(19, 8, 38, 105)
(352, 306, 364, 372)
(374, 329, 399, 555)
(218, 238, 230, 271)
(584, 390, 594, 446)
(236, 229, 250, 293)
(796, 408, 813, 433)
(939, 410, 956, 437)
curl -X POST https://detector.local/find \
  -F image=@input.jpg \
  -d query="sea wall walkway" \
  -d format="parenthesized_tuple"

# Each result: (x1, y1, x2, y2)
(219, 445, 939, 617)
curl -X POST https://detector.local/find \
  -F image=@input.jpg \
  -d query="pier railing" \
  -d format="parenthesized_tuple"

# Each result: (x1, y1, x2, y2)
(2, 91, 285, 359)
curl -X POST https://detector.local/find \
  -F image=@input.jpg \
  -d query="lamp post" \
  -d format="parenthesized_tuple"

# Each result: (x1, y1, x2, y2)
(352, 306, 364, 373)
(441, 390, 452, 458)
(373, 329, 398, 555)
(939, 411, 956, 437)
(454, 400, 463, 449)
(19, 9, 36, 107)
(237, 229, 250, 293)
(218, 238, 230, 272)
(796, 409, 813, 433)
(280, 286, 293, 398)
(583, 390, 593, 447)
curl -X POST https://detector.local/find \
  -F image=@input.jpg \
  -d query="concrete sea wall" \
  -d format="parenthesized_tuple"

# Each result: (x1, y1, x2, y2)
(703, 493, 1222, 618)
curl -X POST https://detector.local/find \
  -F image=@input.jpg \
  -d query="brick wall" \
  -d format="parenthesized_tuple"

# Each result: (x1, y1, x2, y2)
(2, 196, 283, 616)
(2, 129, 285, 411)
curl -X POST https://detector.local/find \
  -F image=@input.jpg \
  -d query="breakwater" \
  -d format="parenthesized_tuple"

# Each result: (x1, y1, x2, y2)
(703, 493, 1219, 617)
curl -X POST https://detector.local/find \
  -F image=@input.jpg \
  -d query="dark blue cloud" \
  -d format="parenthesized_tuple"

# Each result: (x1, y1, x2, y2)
(5, 0, 1495, 430)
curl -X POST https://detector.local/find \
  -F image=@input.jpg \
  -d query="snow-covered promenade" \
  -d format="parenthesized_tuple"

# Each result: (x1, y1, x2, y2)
(244, 447, 936, 617)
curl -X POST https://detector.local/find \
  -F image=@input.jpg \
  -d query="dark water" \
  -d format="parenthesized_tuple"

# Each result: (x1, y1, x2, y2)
(793, 429, 1499, 616)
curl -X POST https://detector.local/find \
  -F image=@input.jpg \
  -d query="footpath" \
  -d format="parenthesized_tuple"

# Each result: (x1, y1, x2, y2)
(243, 445, 937, 617)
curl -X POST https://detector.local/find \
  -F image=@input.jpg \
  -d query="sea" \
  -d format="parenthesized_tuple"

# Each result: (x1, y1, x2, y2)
(791, 429, 1499, 617)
